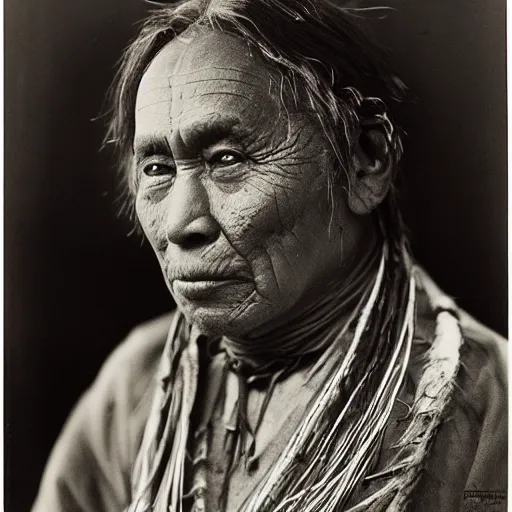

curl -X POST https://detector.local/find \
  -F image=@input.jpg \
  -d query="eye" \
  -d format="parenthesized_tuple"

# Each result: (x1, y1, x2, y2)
(142, 162, 176, 177)
(210, 150, 244, 167)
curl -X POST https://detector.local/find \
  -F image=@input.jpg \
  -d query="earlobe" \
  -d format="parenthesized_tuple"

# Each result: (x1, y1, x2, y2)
(347, 127, 395, 216)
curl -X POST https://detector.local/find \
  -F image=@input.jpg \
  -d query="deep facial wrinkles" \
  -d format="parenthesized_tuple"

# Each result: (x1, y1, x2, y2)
(134, 29, 358, 337)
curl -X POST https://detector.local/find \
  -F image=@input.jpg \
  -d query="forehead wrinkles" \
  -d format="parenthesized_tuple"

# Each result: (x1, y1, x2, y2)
(135, 30, 307, 140)
(170, 66, 263, 96)
(137, 70, 280, 140)
(137, 29, 269, 102)
(168, 65, 272, 120)
(136, 68, 276, 134)
(135, 34, 192, 116)
(136, 74, 172, 117)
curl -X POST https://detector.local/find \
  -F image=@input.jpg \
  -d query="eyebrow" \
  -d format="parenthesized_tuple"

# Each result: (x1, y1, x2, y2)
(133, 115, 248, 158)
(182, 115, 244, 150)
(133, 135, 172, 162)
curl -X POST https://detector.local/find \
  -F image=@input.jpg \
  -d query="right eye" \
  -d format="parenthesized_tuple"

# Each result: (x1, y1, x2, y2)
(142, 161, 176, 177)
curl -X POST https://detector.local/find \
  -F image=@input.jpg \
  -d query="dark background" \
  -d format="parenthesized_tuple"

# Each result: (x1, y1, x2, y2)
(5, 1, 507, 511)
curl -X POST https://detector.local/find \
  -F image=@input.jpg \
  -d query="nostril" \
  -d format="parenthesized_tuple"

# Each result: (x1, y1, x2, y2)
(180, 232, 214, 250)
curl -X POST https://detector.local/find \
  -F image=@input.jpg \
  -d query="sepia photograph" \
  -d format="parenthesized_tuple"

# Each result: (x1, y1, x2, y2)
(5, 0, 508, 511)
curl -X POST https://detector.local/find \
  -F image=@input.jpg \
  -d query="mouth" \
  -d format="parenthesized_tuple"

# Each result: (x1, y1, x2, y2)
(172, 277, 251, 301)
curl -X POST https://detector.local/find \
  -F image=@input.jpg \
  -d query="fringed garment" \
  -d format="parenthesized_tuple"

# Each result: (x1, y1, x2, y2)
(125, 245, 464, 512)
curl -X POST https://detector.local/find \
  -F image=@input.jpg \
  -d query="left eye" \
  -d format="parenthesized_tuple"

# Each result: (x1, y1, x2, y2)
(211, 151, 244, 166)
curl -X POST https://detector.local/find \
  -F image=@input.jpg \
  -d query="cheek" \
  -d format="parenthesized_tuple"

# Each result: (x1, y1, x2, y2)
(135, 193, 167, 254)
(208, 165, 334, 294)
(209, 177, 295, 257)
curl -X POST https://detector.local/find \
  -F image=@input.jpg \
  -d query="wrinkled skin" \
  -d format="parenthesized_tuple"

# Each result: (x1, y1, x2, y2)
(134, 28, 376, 338)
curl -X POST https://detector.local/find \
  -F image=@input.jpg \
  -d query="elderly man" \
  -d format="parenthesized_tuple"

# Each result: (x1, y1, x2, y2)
(33, 1, 507, 511)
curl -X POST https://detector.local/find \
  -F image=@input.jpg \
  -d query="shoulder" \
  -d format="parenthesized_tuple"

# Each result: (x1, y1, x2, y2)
(413, 265, 507, 406)
(90, 311, 175, 469)
(456, 309, 507, 421)
(95, 311, 175, 408)
(413, 265, 507, 448)
(407, 270, 507, 507)
(458, 308, 507, 373)
(450, 310, 508, 494)
(86, 311, 176, 469)
(33, 312, 175, 512)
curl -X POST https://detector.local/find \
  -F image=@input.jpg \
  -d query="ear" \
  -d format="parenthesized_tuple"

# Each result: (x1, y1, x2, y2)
(346, 123, 395, 215)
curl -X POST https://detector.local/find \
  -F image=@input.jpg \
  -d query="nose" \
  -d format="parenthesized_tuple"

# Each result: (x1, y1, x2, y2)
(165, 174, 220, 249)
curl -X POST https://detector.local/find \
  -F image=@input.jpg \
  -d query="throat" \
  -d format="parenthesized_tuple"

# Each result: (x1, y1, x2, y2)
(222, 241, 381, 376)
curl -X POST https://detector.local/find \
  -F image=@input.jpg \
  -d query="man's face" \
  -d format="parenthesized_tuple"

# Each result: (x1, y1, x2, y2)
(134, 28, 358, 337)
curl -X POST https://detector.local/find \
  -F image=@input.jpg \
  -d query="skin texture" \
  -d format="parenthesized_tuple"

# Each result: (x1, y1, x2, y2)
(134, 28, 391, 338)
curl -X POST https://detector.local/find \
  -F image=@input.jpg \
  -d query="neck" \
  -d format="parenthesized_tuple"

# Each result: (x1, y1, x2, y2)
(223, 233, 382, 375)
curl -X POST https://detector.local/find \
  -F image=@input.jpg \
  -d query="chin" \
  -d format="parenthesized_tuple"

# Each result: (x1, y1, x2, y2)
(176, 299, 276, 339)
(170, 279, 292, 338)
